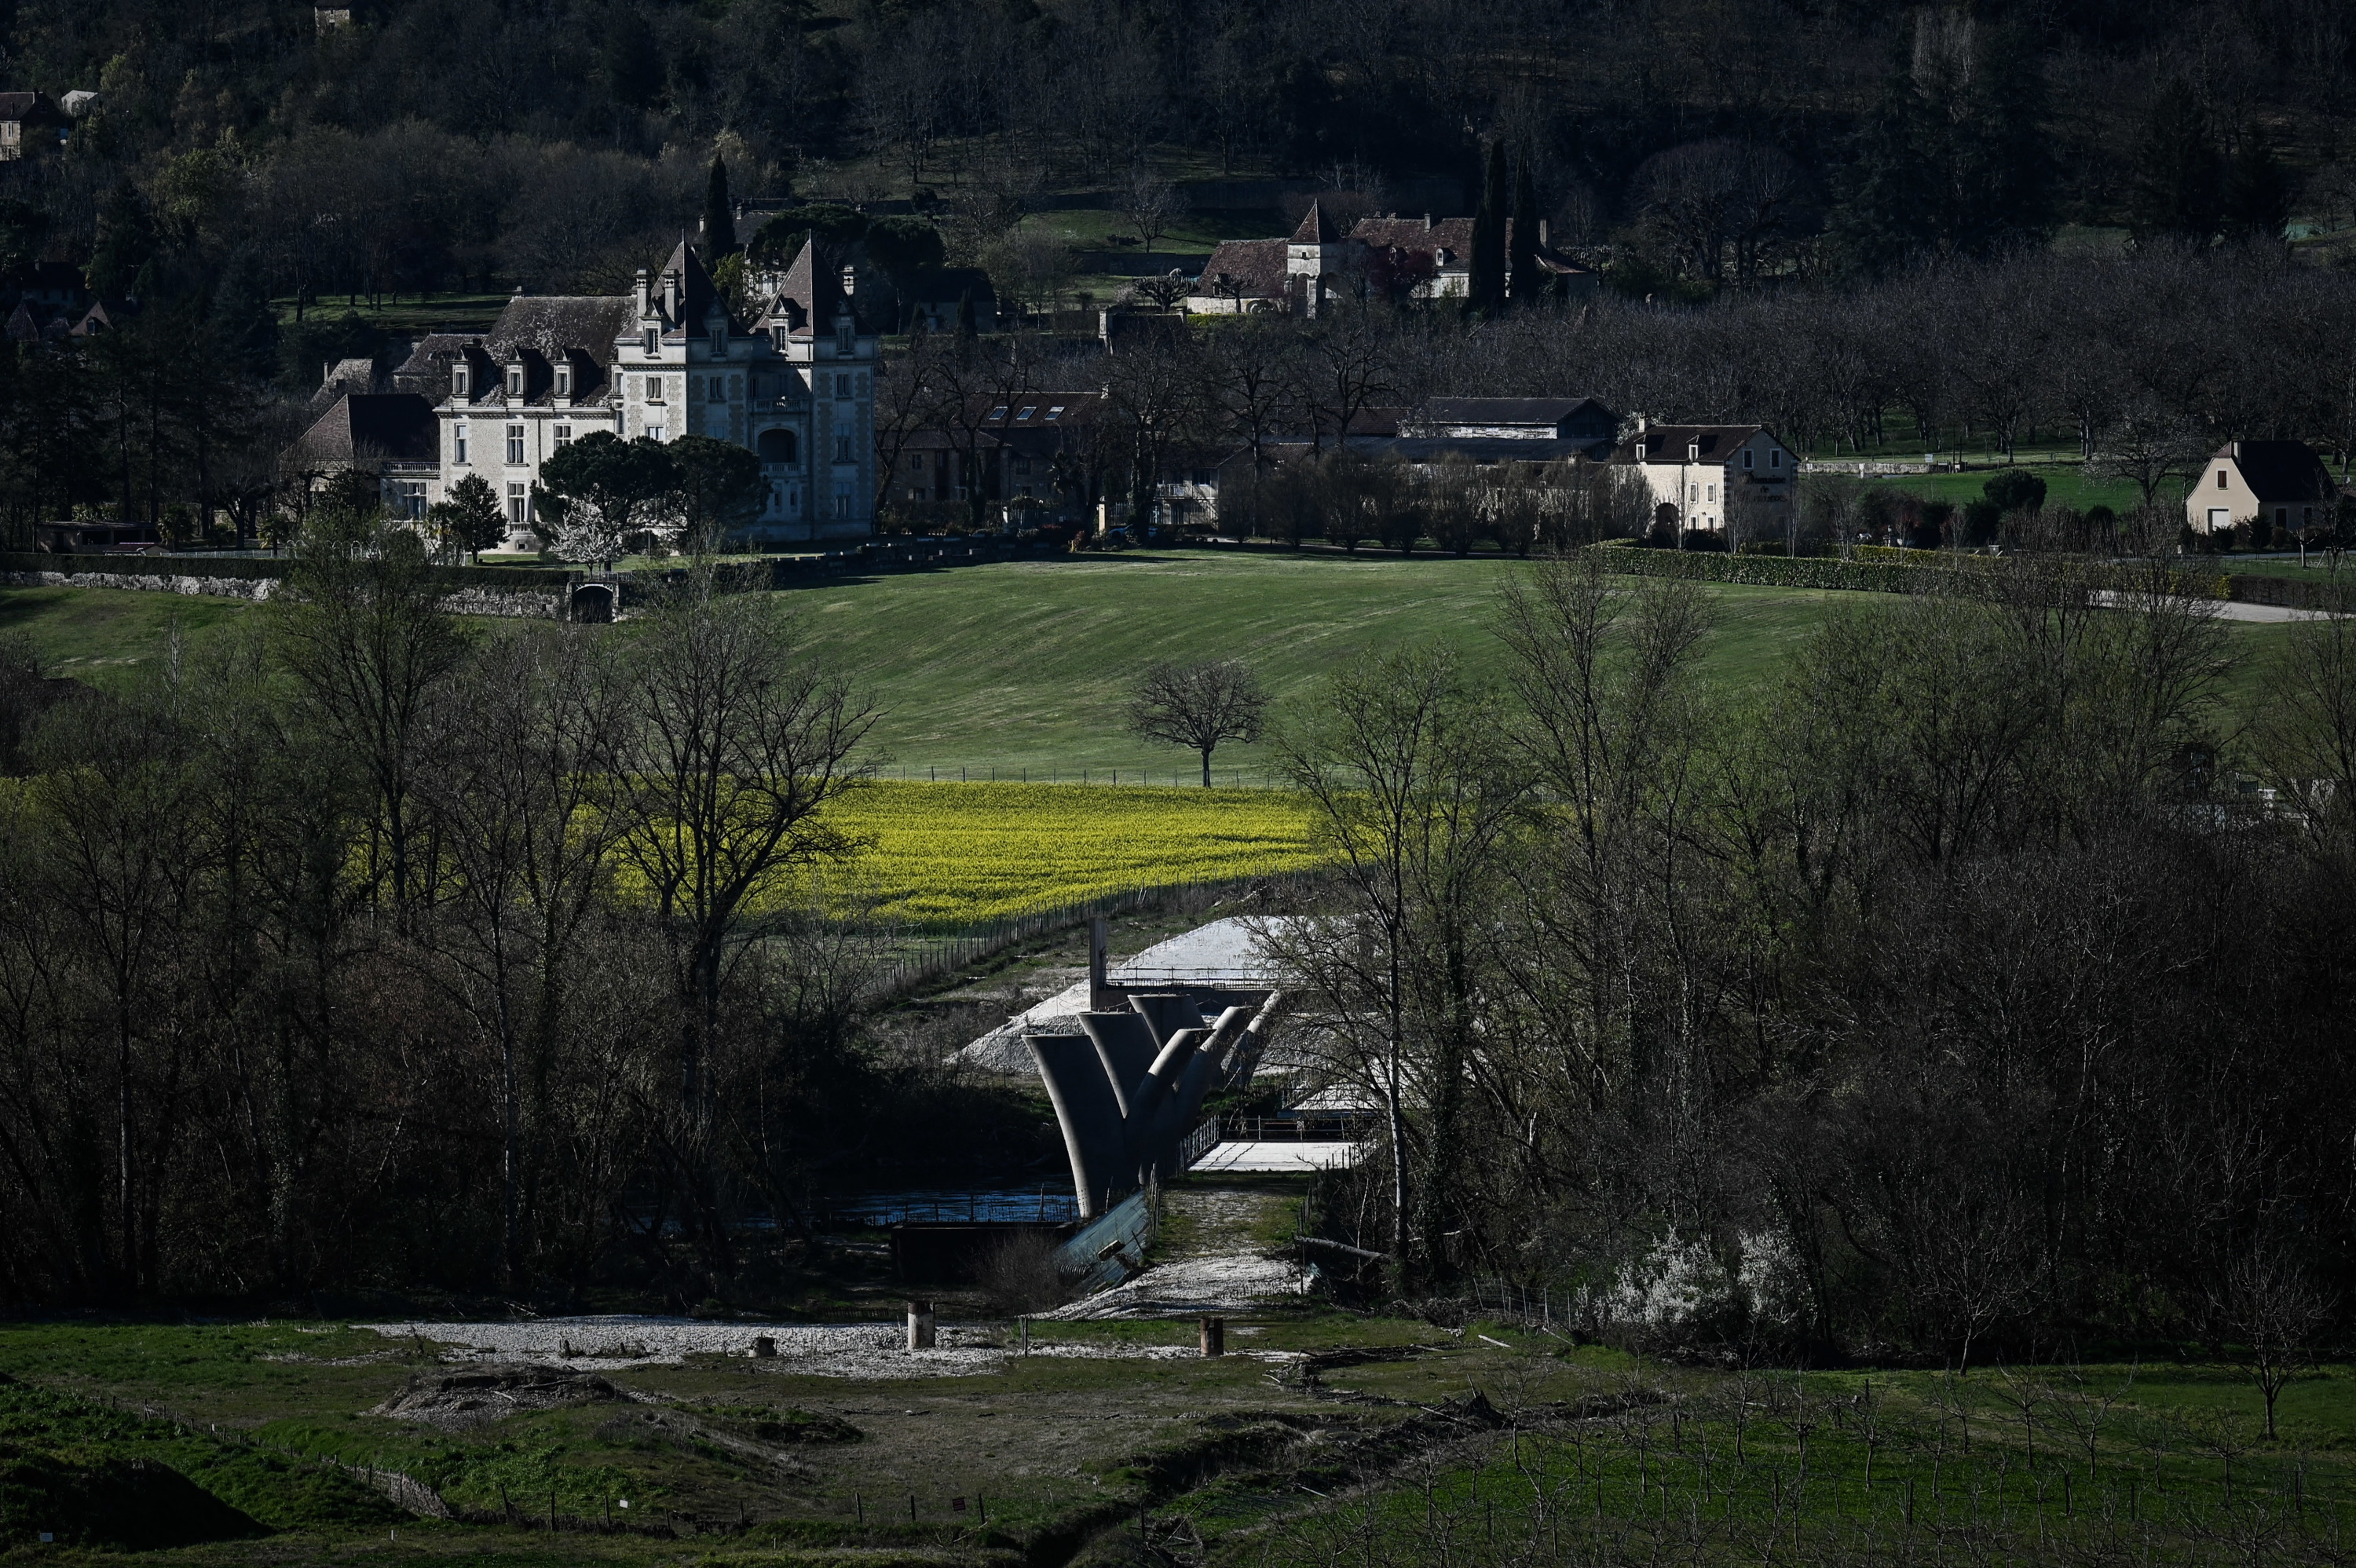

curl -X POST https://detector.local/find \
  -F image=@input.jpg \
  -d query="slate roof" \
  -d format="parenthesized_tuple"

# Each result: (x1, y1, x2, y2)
(1191, 239, 1288, 301)
(391, 333, 485, 397)
(0, 93, 60, 123)
(1290, 201, 1340, 244)
(653, 239, 731, 334)
(2219, 440, 2339, 504)
(485, 296, 635, 370)
(1407, 397, 1612, 430)
(769, 243, 855, 337)
(1619, 424, 1768, 463)
(294, 393, 439, 464)
(1352, 215, 1476, 267)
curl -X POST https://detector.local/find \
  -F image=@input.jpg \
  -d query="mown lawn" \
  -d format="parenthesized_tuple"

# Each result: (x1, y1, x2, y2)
(0, 551, 2307, 778)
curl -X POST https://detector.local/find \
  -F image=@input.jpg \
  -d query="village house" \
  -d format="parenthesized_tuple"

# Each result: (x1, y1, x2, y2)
(1614, 417, 1794, 537)
(1185, 205, 1597, 315)
(2186, 440, 2339, 539)
(0, 93, 64, 160)
(287, 391, 441, 518)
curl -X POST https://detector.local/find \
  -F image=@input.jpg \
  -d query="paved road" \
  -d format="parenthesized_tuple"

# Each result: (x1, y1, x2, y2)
(2093, 590, 2339, 623)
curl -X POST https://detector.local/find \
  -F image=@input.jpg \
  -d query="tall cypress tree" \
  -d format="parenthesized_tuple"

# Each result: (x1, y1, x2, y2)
(2222, 124, 2292, 241)
(1508, 154, 1545, 305)
(1469, 141, 1508, 316)
(2128, 84, 2222, 242)
(1948, 23, 2055, 256)
(703, 155, 738, 258)
(1828, 45, 1934, 276)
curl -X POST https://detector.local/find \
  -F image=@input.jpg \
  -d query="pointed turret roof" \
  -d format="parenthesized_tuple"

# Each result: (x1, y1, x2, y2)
(1290, 200, 1339, 244)
(657, 237, 731, 332)
(770, 242, 854, 337)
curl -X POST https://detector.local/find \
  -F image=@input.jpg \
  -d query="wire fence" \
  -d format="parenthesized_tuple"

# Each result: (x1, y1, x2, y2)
(862, 762, 1293, 789)
(861, 868, 1326, 998)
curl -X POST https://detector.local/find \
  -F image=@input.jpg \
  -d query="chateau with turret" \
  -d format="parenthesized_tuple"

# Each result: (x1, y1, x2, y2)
(298, 239, 878, 549)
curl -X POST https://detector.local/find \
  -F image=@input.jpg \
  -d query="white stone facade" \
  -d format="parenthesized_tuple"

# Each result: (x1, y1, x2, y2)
(430, 240, 877, 550)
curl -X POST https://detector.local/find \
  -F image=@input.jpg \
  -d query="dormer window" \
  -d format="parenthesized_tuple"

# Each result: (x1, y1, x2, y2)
(771, 326, 787, 351)
(644, 327, 660, 356)
(554, 364, 572, 397)
(1687, 443, 1700, 462)
(507, 366, 524, 397)
(711, 323, 726, 355)
(836, 317, 854, 354)
(452, 364, 470, 398)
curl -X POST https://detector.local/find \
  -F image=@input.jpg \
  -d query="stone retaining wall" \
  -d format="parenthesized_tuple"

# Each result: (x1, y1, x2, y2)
(1, 568, 278, 600)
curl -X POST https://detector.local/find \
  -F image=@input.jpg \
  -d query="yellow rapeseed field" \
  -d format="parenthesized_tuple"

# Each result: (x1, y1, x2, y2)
(810, 781, 1324, 927)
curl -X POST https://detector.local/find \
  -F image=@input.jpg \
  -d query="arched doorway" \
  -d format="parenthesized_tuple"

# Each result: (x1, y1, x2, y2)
(569, 583, 616, 623)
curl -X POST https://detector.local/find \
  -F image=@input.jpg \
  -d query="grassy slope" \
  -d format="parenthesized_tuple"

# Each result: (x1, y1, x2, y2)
(0, 554, 2302, 773)
(0, 548, 2309, 767)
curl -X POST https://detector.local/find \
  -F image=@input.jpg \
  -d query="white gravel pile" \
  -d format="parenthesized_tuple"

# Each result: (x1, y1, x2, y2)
(360, 1315, 1204, 1378)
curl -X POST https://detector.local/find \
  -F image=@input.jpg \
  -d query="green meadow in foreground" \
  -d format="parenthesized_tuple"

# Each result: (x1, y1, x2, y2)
(0, 1310, 2347, 1567)
(0, 550, 2299, 780)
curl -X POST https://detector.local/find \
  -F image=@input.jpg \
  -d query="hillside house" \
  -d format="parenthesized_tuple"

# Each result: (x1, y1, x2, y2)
(0, 93, 64, 160)
(1615, 418, 1794, 538)
(2187, 440, 2339, 537)
(1185, 208, 1596, 314)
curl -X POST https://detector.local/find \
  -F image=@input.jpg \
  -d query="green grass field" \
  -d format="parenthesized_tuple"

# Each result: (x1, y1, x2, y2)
(0, 1310, 2348, 1566)
(0, 553, 2307, 776)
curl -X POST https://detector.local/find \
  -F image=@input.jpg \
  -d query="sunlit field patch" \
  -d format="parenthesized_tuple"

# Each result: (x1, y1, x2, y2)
(811, 780, 1323, 927)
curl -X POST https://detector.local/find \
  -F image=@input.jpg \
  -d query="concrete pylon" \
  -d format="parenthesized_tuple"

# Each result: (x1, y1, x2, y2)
(1029, 994, 1279, 1215)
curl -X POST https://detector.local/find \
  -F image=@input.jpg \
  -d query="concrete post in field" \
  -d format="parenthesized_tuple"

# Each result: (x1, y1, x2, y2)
(1087, 914, 1113, 1011)
(1199, 1316, 1225, 1357)
(906, 1299, 935, 1350)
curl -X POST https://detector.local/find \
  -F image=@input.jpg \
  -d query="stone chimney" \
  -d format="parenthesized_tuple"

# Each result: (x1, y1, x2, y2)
(635, 267, 651, 318)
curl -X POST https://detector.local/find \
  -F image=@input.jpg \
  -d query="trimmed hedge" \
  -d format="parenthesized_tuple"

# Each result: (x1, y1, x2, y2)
(1597, 545, 1937, 594)
(0, 551, 294, 581)
(2226, 571, 2356, 612)
(1598, 544, 2244, 605)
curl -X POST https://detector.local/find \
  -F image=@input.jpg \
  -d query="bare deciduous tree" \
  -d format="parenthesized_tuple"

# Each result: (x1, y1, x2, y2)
(1125, 659, 1269, 785)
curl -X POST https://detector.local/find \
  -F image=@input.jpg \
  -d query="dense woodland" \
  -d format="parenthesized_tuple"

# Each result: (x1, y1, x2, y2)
(0, 528, 1015, 1307)
(1280, 554, 2356, 1365)
(2, 522, 2354, 1374)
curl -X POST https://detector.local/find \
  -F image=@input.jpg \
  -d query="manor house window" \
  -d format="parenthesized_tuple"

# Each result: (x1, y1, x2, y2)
(507, 425, 525, 465)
